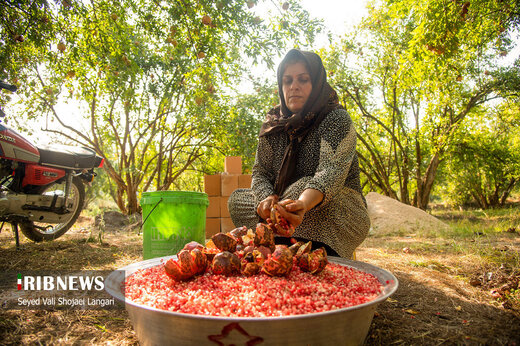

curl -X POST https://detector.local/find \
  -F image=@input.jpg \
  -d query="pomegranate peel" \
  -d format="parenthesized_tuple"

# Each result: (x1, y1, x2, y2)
(164, 248, 207, 281)
(211, 251, 241, 276)
(262, 245, 293, 276)
(211, 232, 238, 252)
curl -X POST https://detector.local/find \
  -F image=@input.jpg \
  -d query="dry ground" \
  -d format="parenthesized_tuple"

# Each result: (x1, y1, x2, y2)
(0, 214, 519, 345)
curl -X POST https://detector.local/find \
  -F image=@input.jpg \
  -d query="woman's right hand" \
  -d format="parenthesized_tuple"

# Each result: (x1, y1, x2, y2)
(257, 195, 279, 221)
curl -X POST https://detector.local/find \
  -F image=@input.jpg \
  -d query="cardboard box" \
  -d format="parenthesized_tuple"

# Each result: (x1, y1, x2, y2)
(206, 196, 220, 218)
(221, 174, 239, 197)
(224, 156, 242, 174)
(238, 174, 252, 189)
(205, 218, 220, 239)
(220, 217, 235, 233)
(220, 196, 230, 218)
(204, 174, 221, 197)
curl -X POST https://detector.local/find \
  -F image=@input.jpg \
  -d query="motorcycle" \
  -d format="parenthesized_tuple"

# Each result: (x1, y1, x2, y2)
(0, 80, 104, 246)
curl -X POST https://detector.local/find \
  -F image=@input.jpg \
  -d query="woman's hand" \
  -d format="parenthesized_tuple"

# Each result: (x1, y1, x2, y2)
(274, 200, 306, 229)
(275, 189, 324, 229)
(257, 195, 279, 221)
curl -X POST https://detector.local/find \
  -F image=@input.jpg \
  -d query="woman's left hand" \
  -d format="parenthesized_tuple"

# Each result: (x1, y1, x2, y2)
(274, 199, 307, 229)
(274, 189, 324, 230)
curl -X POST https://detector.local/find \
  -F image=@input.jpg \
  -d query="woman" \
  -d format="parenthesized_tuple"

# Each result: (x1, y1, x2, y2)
(228, 49, 370, 259)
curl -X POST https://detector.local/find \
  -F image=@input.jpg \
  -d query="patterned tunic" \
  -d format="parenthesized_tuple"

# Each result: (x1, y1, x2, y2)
(228, 108, 370, 258)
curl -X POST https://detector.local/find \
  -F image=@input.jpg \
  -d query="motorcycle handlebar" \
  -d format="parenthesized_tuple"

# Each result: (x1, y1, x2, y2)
(0, 81, 18, 93)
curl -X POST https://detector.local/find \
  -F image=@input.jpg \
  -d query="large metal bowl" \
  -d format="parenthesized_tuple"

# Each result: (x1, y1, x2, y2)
(105, 256, 398, 346)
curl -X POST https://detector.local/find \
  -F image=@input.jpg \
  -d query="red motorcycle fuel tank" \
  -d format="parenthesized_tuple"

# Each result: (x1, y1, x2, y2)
(0, 123, 40, 163)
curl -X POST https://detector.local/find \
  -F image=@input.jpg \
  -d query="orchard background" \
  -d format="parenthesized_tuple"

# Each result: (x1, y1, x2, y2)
(2, 0, 519, 214)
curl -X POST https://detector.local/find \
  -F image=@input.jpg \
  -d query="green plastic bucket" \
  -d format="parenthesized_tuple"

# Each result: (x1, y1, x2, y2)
(140, 191, 209, 260)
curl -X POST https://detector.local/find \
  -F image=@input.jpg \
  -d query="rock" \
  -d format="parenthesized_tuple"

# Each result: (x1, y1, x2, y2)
(94, 210, 142, 231)
(365, 192, 450, 236)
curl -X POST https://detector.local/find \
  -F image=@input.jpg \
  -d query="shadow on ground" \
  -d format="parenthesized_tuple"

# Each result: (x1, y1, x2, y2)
(1, 220, 519, 345)
(366, 271, 520, 345)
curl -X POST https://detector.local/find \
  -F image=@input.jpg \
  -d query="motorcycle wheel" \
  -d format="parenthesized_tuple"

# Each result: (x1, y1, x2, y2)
(20, 177, 85, 242)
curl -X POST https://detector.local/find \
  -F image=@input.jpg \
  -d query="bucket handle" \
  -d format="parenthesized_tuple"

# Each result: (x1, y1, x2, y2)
(140, 197, 163, 234)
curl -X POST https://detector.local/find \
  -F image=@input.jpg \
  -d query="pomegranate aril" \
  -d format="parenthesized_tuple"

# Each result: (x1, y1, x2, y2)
(125, 262, 383, 318)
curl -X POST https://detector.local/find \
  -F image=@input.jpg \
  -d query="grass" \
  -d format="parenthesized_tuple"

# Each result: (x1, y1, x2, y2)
(433, 206, 519, 231)
(426, 206, 519, 311)
(431, 207, 520, 267)
(361, 203, 520, 317)
(408, 259, 451, 271)
(369, 205, 520, 259)
(357, 203, 520, 344)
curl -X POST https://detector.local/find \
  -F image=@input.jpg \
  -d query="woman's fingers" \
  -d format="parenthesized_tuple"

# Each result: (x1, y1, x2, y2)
(258, 201, 270, 220)
(283, 199, 305, 212)
(275, 204, 304, 228)
(259, 197, 306, 227)
(257, 195, 279, 220)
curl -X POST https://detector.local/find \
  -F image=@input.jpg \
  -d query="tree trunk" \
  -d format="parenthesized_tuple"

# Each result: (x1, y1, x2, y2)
(489, 184, 500, 207)
(413, 102, 421, 208)
(481, 195, 489, 209)
(126, 183, 140, 214)
(400, 156, 410, 205)
(500, 178, 517, 206)
(473, 180, 489, 209)
(116, 185, 127, 214)
(357, 134, 398, 199)
(471, 191, 485, 209)
(417, 153, 440, 210)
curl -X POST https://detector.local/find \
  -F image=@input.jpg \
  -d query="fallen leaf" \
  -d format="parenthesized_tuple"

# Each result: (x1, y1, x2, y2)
(469, 278, 481, 286)
(435, 313, 450, 320)
(455, 306, 462, 311)
(490, 289, 502, 299)
(404, 309, 420, 315)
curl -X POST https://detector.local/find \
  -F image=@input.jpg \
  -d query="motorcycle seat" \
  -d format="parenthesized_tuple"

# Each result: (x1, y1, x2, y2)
(37, 144, 102, 170)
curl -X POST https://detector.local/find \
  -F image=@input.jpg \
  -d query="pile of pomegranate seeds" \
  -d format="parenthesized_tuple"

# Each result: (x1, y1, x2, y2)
(124, 262, 383, 317)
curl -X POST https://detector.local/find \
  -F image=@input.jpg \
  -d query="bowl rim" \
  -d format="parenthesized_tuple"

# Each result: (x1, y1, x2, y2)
(105, 255, 398, 321)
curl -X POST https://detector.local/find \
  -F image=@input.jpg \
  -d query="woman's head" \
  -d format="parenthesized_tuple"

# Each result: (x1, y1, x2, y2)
(281, 60, 312, 114)
(259, 49, 341, 139)
(277, 49, 332, 117)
